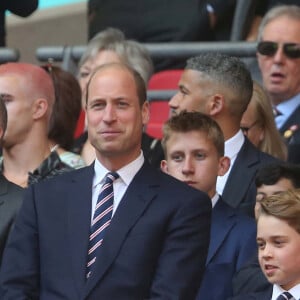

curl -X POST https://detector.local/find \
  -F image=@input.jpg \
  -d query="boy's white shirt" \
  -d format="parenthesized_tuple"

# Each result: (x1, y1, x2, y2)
(271, 283, 300, 300)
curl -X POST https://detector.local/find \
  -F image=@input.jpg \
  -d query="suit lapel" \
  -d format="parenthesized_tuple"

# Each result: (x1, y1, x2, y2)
(222, 139, 258, 208)
(83, 163, 160, 298)
(206, 198, 236, 264)
(66, 165, 95, 293)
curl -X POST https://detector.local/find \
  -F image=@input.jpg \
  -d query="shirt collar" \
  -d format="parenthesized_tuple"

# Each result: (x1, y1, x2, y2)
(276, 94, 300, 118)
(93, 151, 145, 187)
(272, 283, 300, 300)
(211, 193, 219, 208)
(224, 130, 245, 159)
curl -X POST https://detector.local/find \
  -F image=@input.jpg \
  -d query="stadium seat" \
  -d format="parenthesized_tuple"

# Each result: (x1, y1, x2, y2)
(147, 69, 183, 139)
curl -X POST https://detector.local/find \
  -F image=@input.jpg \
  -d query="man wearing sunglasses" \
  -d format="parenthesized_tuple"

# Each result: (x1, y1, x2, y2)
(257, 5, 300, 163)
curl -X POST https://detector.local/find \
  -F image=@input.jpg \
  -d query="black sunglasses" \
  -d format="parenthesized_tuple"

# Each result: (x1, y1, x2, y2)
(257, 41, 300, 59)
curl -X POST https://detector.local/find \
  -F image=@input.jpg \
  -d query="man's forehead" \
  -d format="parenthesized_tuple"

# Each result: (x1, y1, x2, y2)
(263, 17, 300, 39)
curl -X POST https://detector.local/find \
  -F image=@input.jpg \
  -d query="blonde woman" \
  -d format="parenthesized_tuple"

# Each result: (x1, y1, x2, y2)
(241, 81, 287, 160)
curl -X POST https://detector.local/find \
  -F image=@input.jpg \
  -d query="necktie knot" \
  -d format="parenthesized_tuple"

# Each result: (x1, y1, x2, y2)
(276, 291, 295, 300)
(106, 171, 119, 184)
(273, 106, 282, 117)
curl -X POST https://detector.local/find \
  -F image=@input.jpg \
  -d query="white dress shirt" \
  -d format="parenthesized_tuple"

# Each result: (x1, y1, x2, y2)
(271, 283, 300, 300)
(211, 193, 219, 208)
(216, 130, 245, 195)
(91, 152, 144, 221)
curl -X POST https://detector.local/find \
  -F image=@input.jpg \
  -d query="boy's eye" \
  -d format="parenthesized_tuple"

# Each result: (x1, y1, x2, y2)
(274, 239, 285, 247)
(257, 240, 265, 249)
(171, 153, 184, 162)
(195, 152, 205, 160)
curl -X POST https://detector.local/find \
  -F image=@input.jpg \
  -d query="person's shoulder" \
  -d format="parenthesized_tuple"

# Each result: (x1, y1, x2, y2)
(243, 138, 279, 163)
(217, 197, 256, 227)
(141, 162, 206, 192)
(33, 164, 93, 189)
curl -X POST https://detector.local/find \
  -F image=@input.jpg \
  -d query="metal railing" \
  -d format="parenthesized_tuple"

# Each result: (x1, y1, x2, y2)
(36, 41, 261, 101)
(0, 48, 20, 63)
(36, 41, 258, 75)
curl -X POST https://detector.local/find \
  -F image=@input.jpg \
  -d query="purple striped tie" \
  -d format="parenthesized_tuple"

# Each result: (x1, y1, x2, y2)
(86, 172, 119, 279)
(276, 292, 295, 300)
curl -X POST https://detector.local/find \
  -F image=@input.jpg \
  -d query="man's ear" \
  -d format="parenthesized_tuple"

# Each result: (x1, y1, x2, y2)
(32, 98, 48, 119)
(160, 160, 169, 173)
(218, 156, 230, 177)
(142, 101, 150, 126)
(208, 94, 224, 116)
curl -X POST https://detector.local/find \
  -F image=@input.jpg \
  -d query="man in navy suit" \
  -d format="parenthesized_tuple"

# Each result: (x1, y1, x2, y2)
(169, 53, 278, 217)
(161, 111, 257, 300)
(0, 62, 212, 299)
(257, 5, 300, 163)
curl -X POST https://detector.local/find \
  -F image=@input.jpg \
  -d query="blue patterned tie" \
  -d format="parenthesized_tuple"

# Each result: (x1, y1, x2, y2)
(86, 172, 119, 279)
(276, 291, 295, 300)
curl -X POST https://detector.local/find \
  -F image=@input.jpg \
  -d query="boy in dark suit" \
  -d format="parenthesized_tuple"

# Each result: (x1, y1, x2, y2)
(161, 111, 257, 300)
(231, 189, 300, 299)
(233, 162, 300, 296)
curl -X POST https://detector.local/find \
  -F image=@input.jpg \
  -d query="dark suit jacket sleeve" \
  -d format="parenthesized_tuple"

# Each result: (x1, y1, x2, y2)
(0, 185, 39, 299)
(149, 190, 211, 299)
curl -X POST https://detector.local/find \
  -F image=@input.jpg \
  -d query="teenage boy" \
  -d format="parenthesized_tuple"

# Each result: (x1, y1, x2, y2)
(161, 111, 257, 300)
(231, 189, 300, 299)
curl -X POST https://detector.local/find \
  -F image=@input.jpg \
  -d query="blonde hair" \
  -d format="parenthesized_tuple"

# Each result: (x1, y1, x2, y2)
(249, 81, 287, 160)
(259, 189, 300, 234)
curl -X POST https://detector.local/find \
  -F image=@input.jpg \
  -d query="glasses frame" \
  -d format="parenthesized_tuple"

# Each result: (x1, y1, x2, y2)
(257, 41, 300, 59)
(240, 120, 260, 135)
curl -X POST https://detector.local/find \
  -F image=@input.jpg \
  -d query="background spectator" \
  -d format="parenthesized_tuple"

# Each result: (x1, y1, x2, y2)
(0, 62, 72, 187)
(0, 95, 23, 266)
(41, 64, 85, 169)
(169, 53, 278, 217)
(256, 5, 300, 163)
(241, 81, 287, 160)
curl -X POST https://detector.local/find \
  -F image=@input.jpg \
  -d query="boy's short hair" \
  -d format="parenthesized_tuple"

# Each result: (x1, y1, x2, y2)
(162, 111, 224, 157)
(259, 189, 300, 234)
(255, 163, 300, 189)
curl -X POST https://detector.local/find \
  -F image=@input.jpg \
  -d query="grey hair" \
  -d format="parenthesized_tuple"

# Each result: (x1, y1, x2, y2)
(257, 5, 300, 41)
(78, 27, 153, 85)
(186, 53, 253, 117)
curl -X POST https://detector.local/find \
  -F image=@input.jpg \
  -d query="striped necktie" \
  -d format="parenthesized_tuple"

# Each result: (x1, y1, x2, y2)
(86, 171, 119, 279)
(276, 291, 296, 300)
